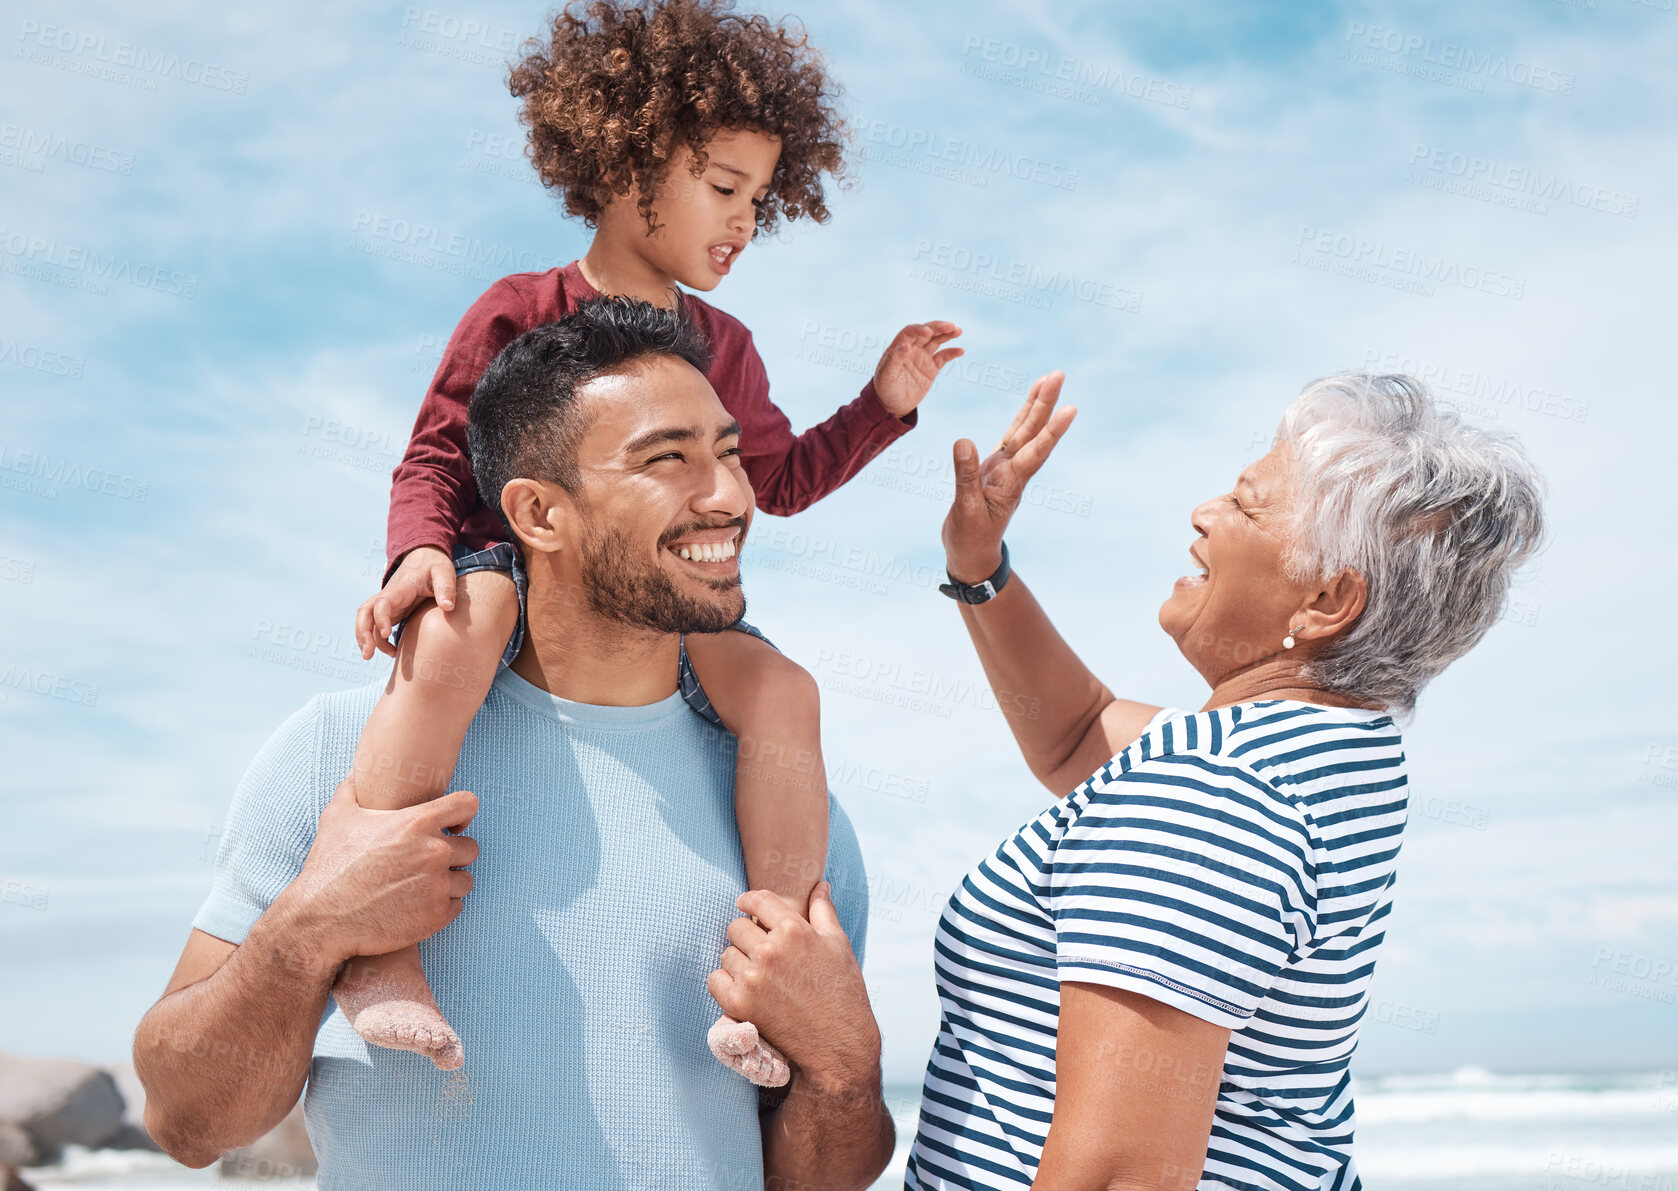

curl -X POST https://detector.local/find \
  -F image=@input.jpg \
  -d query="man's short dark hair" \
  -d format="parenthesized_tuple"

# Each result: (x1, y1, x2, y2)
(466, 296, 713, 519)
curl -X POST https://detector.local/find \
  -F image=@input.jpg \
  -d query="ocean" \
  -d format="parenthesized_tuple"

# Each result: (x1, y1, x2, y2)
(19, 1070, 1677, 1190)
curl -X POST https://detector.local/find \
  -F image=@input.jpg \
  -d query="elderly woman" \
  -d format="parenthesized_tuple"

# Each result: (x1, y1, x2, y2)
(903, 372, 1544, 1191)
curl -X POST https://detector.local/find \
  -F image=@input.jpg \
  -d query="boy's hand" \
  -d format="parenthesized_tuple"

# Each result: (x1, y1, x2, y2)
(355, 545, 456, 659)
(873, 321, 964, 418)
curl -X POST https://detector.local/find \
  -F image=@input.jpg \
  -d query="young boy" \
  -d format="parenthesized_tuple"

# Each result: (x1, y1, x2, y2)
(339, 0, 962, 1083)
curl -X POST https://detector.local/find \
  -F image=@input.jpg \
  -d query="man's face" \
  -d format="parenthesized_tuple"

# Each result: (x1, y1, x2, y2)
(567, 354, 754, 634)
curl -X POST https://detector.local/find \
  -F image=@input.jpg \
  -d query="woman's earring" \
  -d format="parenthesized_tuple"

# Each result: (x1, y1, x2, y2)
(1283, 625, 1305, 650)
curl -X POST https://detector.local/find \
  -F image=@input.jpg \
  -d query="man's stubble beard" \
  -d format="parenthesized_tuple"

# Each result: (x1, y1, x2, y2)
(578, 520, 745, 635)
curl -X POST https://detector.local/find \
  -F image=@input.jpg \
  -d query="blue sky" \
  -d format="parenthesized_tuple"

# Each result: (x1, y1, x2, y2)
(2, 0, 1676, 1088)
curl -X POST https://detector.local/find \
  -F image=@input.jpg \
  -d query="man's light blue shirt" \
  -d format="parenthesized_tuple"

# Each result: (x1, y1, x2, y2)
(193, 667, 870, 1191)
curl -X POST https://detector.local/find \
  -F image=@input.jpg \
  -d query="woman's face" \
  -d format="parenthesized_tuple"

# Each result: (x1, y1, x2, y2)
(1158, 442, 1320, 686)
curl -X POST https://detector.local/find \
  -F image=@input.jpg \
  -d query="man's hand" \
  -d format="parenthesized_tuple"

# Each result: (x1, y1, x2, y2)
(355, 545, 456, 659)
(873, 321, 964, 418)
(707, 882, 881, 1092)
(134, 780, 477, 1169)
(942, 371, 1077, 583)
(284, 779, 479, 971)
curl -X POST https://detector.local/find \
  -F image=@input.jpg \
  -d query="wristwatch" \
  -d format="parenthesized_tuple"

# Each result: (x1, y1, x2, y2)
(938, 542, 1011, 605)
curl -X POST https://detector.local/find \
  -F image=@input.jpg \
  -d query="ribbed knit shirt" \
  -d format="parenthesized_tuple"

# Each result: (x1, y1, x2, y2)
(386, 261, 917, 572)
(907, 701, 1407, 1191)
(192, 668, 870, 1191)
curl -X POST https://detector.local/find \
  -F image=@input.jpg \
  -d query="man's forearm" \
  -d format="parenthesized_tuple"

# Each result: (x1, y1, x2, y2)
(955, 573, 1116, 785)
(762, 1064, 895, 1190)
(134, 893, 339, 1167)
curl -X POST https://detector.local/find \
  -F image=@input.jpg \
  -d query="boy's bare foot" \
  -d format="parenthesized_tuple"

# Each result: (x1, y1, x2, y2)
(707, 1014, 790, 1087)
(334, 947, 464, 1071)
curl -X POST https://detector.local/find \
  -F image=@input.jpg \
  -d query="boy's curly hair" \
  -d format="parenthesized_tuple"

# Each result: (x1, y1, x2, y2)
(508, 0, 848, 236)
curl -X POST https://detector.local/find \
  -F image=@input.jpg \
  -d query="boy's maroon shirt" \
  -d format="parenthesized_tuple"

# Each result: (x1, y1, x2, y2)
(385, 260, 916, 571)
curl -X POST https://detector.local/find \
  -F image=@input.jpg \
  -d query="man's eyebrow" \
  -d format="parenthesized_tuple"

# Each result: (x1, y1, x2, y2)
(623, 420, 742, 456)
(623, 426, 698, 456)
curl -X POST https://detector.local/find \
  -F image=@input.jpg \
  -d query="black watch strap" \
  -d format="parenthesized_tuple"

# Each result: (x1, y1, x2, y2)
(939, 542, 1011, 605)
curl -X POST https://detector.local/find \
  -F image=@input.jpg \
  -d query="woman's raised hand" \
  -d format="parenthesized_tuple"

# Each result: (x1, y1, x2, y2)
(942, 371, 1077, 583)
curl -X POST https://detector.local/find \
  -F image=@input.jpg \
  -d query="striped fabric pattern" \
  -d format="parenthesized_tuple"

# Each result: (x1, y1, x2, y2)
(905, 700, 1409, 1191)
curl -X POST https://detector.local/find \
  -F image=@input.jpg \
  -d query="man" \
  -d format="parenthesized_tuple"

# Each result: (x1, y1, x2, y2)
(133, 299, 893, 1189)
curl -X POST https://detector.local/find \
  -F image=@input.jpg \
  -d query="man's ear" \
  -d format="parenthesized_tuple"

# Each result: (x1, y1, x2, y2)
(1295, 568, 1368, 645)
(500, 478, 576, 556)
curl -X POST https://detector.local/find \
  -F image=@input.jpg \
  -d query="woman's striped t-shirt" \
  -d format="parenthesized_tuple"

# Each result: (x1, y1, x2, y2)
(905, 699, 1408, 1191)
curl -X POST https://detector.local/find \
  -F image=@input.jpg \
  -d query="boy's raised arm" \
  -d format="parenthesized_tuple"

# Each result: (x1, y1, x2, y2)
(734, 321, 962, 516)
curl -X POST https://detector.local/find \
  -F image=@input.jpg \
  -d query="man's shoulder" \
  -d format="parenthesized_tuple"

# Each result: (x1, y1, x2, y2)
(241, 682, 383, 792)
(278, 681, 383, 744)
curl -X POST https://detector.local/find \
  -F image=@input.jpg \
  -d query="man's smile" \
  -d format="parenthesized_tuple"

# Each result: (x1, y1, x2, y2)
(666, 526, 741, 566)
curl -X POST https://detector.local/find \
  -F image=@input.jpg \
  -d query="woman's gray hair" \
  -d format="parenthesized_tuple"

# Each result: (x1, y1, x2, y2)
(1277, 372, 1546, 716)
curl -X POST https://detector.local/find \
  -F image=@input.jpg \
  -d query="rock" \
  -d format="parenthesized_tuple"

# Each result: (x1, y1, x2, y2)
(100, 1122, 160, 1152)
(97, 1063, 159, 1152)
(0, 1054, 124, 1161)
(219, 1098, 316, 1180)
(2, 1161, 36, 1191)
(0, 1122, 34, 1167)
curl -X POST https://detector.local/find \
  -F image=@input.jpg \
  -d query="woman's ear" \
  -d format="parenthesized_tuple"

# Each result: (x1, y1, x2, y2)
(500, 478, 574, 556)
(1296, 568, 1368, 644)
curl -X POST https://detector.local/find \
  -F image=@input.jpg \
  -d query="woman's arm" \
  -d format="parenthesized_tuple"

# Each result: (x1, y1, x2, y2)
(1033, 983, 1229, 1191)
(942, 374, 1160, 794)
(955, 576, 1161, 794)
